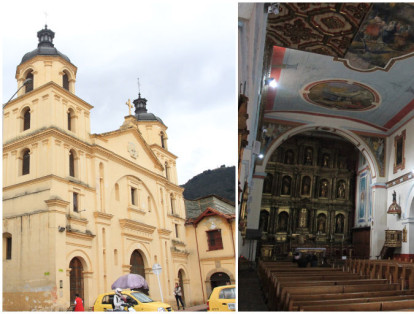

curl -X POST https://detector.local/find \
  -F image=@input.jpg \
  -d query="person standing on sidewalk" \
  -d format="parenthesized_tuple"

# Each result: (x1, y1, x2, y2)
(74, 293, 84, 311)
(174, 282, 185, 310)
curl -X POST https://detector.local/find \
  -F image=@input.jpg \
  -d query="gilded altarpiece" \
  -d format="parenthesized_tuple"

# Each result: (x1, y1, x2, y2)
(259, 134, 357, 259)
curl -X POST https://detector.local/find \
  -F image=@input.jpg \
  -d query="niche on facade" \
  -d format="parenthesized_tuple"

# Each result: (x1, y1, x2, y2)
(336, 180, 346, 199)
(322, 153, 330, 167)
(259, 210, 269, 232)
(316, 213, 327, 234)
(303, 147, 313, 165)
(281, 176, 292, 195)
(284, 149, 294, 164)
(319, 179, 329, 198)
(335, 213, 345, 234)
(263, 173, 273, 194)
(301, 176, 311, 196)
(277, 211, 289, 232)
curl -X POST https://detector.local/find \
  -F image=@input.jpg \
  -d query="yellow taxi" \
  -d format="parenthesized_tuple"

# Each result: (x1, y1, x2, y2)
(207, 285, 236, 311)
(92, 290, 173, 312)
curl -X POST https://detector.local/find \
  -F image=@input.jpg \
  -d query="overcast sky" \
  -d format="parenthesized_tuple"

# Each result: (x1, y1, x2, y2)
(1, 1, 237, 185)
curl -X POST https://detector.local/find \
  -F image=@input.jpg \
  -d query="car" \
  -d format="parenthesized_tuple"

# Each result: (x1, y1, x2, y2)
(92, 290, 173, 312)
(207, 285, 236, 312)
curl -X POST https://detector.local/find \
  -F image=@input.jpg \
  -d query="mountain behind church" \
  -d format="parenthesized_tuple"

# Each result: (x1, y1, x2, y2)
(181, 165, 235, 203)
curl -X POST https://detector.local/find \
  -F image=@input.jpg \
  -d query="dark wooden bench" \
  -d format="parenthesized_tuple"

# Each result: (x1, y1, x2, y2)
(280, 283, 400, 311)
(288, 289, 414, 310)
(299, 299, 414, 311)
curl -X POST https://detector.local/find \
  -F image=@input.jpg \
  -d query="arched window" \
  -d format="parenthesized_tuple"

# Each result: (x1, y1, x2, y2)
(22, 149, 30, 175)
(63, 72, 69, 91)
(67, 108, 76, 132)
(23, 108, 31, 131)
(25, 72, 33, 93)
(69, 150, 75, 177)
(161, 132, 165, 148)
(170, 194, 175, 214)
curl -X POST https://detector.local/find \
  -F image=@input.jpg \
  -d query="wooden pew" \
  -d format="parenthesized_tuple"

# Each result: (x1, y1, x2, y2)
(299, 299, 414, 311)
(292, 294, 414, 311)
(288, 289, 414, 310)
(280, 283, 400, 311)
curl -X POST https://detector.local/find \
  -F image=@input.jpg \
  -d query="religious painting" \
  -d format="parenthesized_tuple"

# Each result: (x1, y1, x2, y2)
(302, 80, 379, 111)
(344, 3, 414, 71)
(393, 130, 406, 174)
(360, 135, 386, 177)
(261, 121, 295, 153)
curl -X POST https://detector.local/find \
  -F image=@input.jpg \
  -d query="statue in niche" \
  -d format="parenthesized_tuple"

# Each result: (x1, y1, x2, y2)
(259, 210, 269, 232)
(281, 176, 291, 195)
(298, 208, 308, 228)
(335, 214, 344, 233)
(323, 154, 330, 167)
(317, 214, 326, 233)
(304, 147, 313, 165)
(278, 212, 288, 232)
(301, 176, 311, 195)
(337, 181, 346, 199)
(285, 150, 294, 164)
(339, 159, 345, 169)
(320, 180, 329, 197)
(263, 174, 273, 194)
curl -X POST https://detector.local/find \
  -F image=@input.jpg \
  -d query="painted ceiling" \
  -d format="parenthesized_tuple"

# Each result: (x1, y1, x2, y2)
(264, 3, 414, 133)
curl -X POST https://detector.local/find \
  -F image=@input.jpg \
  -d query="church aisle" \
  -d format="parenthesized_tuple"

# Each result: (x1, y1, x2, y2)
(238, 268, 269, 311)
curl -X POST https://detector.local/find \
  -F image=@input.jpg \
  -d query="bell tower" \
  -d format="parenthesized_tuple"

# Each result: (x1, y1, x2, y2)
(4, 25, 92, 143)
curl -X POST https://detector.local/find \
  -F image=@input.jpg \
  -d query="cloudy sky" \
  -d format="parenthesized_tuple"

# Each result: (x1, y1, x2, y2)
(1, 1, 237, 185)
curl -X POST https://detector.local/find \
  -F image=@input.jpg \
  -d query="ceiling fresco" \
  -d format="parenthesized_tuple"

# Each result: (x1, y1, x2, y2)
(344, 3, 414, 71)
(302, 80, 380, 111)
(264, 3, 414, 133)
(267, 3, 414, 72)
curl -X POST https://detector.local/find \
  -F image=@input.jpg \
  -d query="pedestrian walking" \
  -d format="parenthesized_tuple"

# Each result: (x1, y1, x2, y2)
(174, 282, 185, 310)
(74, 293, 84, 311)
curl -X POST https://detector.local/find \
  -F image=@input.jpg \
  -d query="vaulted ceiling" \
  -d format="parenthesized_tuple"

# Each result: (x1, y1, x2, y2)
(263, 3, 414, 134)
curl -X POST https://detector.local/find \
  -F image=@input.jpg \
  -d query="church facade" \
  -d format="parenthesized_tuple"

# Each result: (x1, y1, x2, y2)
(3, 26, 197, 311)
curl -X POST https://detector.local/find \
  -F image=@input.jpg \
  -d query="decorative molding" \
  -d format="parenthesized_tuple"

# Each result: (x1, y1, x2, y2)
(386, 171, 414, 188)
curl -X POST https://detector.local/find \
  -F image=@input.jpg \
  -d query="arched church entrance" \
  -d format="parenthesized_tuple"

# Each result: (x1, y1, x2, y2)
(130, 250, 145, 278)
(69, 257, 84, 304)
(178, 269, 185, 304)
(210, 272, 230, 290)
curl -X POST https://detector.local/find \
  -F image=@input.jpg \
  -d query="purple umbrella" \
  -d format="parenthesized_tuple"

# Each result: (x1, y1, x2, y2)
(111, 274, 149, 290)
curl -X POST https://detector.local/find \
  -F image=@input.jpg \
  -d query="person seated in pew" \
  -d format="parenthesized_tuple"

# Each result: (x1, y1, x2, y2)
(310, 254, 318, 267)
(320, 257, 330, 267)
(297, 254, 308, 267)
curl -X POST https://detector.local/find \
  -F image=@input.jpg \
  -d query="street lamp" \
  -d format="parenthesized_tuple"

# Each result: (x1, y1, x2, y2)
(152, 263, 163, 302)
(3, 78, 32, 107)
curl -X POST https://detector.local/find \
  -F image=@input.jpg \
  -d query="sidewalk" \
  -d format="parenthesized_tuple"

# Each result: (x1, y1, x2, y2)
(176, 303, 207, 311)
